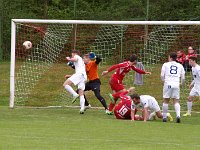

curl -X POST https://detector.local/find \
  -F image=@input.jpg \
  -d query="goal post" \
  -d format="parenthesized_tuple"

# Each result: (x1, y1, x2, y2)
(10, 19, 200, 108)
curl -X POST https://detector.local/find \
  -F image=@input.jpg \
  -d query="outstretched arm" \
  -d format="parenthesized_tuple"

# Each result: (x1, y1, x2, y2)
(66, 56, 78, 62)
(131, 65, 151, 74)
(102, 63, 126, 76)
(95, 55, 102, 65)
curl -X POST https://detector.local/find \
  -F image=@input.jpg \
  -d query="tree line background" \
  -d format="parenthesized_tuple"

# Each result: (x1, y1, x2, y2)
(0, 0, 200, 60)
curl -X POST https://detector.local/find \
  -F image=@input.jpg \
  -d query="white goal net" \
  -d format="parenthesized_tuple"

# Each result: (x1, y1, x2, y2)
(10, 20, 200, 109)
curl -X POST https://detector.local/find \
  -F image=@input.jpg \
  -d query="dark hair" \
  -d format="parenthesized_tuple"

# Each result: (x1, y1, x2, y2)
(130, 93, 140, 100)
(84, 54, 89, 57)
(72, 50, 80, 55)
(129, 54, 137, 62)
(189, 56, 197, 62)
(169, 52, 177, 61)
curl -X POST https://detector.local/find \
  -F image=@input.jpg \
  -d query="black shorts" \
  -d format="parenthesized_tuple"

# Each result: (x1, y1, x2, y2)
(85, 79, 101, 91)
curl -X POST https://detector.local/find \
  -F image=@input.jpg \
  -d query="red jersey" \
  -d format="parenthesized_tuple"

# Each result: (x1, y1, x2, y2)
(185, 53, 197, 61)
(107, 61, 146, 81)
(176, 53, 186, 64)
(114, 94, 132, 119)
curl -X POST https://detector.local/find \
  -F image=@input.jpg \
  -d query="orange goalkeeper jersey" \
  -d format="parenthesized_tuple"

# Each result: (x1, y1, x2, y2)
(86, 60, 99, 81)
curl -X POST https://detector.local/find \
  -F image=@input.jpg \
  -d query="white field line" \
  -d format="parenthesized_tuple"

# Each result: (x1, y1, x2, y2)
(15, 106, 200, 114)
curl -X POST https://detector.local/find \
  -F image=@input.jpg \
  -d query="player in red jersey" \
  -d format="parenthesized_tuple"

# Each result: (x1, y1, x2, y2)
(102, 54, 151, 114)
(114, 87, 135, 119)
(176, 50, 186, 65)
(184, 46, 197, 71)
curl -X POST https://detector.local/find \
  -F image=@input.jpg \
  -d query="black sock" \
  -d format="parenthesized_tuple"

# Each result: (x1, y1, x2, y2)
(99, 98, 108, 110)
(84, 95, 89, 106)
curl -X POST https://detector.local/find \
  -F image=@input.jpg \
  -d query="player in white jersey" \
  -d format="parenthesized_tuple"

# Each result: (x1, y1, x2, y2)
(161, 52, 185, 123)
(63, 50, 87, 114)
(130, 94, 173, 122)
(183, 56, 200, 117)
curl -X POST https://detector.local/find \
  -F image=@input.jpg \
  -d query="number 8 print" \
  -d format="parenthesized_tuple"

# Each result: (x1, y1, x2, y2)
(170, 65, 178, 74)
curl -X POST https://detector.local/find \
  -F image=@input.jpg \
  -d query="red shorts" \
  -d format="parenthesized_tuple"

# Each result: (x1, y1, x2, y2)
(109, 76, 124, 92)
(114, 109, 124, 119)
(114, 108, 131, 120)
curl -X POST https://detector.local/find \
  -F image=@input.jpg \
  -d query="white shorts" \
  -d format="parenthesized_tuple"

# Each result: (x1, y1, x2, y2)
(68, 73, 86, 90)
(163, 84, 180, 99)
(149, 101, 160, 113)
(189, 86, 200, 96)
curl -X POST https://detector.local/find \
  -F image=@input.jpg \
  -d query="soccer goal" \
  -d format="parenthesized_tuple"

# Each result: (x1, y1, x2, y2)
(10, 20, 200, 108)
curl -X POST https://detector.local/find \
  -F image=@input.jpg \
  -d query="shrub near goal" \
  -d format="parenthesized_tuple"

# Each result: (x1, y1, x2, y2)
(10, 20, 200, 108)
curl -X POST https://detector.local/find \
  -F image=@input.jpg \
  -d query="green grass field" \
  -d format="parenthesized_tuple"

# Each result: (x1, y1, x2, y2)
(0, 106, 200, 150)
(1, 61, 200, 149)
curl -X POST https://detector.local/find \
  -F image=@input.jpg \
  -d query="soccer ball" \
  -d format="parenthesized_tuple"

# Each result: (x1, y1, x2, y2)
(23, 41, 32, 49)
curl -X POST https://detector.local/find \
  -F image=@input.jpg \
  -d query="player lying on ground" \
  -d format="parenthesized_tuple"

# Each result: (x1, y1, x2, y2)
(63, 50, 87, 114)
(114, 91, 173, 122)
(183, 56, 200, 117)
(130, 94, 173, 122)
(161, 52, 185, 123)
(66, 52, 109, 114)
(102, 54, 151, 114)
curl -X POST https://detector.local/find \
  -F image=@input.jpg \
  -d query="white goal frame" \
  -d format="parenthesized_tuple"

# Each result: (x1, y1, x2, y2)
(10, 19, 200, 108)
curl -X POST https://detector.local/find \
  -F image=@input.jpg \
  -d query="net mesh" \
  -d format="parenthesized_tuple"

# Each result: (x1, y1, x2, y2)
(13, 22, 200, 110)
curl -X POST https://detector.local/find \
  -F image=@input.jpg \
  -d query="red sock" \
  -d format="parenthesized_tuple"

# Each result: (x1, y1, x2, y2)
(109, 102, 116, 111)
(112, 91, 128, 99)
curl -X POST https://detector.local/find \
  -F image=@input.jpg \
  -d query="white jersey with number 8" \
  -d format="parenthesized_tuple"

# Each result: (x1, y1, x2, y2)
(161, 61, 185, 99)
(161, 61, 185, 88)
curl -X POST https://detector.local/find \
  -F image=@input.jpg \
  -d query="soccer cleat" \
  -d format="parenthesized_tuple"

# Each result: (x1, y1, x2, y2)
(167, 113, 173, 122)
(108, 93, 115, 103)
(183, 112, 191, 117)
(80, 108, 84, 114)
(72, 95, 79, 104)
(84, 104, 91, 111)
(163, 118, 167, 122)
(105, 109, 113, 115)
(176, 117, 181, 123)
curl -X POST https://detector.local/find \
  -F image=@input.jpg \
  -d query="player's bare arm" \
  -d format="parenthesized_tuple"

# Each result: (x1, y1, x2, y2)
(143, 107, 148, 122)
(131, 109, 136, 121)
(65, 74, 72, 79)
(145, 71, 151, 75)
(189, 80, 195, 89)
(66, 57, 78, 62)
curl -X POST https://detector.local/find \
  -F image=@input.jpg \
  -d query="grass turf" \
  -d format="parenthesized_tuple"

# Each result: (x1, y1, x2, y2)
(1, 61, 200, 149)
(0, 106, 200, 150)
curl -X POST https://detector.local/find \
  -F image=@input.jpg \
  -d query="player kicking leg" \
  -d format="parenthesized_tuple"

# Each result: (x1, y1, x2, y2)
(102, 54, 151, 113)
(63, 50, 87, 114)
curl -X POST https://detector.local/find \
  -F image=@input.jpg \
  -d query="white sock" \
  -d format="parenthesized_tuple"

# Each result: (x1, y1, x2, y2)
(187, 101, 192, 114)
(80, 95, 85, 110)
(64, 85, 78, 97)
(148, 112, 156, 120)
(174, 103, 180, 118)
(162, 103, 168, 119)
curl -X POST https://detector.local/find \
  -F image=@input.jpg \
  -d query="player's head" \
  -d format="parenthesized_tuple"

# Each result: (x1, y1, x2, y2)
(188, 46, 195, 54)
(128, 54, 137, 65)
(71, 50, 80, 57)
(189, 56, 197, 67)
(168, 52, 177, 61)
(83, 54, 90, 64)
(130, 93, 140, 105)
(177, 50, 183, 58)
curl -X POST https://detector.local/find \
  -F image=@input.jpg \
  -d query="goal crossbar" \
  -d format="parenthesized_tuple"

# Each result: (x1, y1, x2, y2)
(12, 19, 200, 25)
